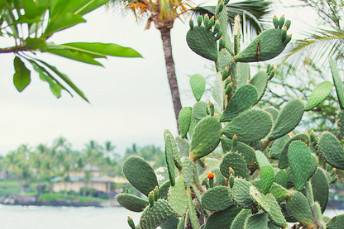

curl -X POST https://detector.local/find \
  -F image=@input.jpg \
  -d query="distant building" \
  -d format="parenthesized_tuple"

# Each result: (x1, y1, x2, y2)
(51, 165, 127, 193)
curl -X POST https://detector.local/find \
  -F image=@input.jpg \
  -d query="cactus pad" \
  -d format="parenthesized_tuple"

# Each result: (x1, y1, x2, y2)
(250, 71, 269, 102)
(230, 209, 251, 229)
(190, 74, 206, 102)
(269, 183, 290, 202)
(311, 167, 329, 212)
(232, 178, 254, 208)
(305, 81, 333, 111)
(255, 151, 275, 193)
(330, 59, 344, 109)
(178, 107, 192, 138)
(140, 199, 177, 229)
(245, 213, 269, 229)
(288, 141, 317, 190)
(201, 186, 234, 212)
(190, 116, 221, 160)
(223, 109, 273, 143)
(249, 186, 287, 227)
(318, 131, 344, 169)
(204, 206, 241, 229)
(164, 130, 178, 186)
(221, 85, 258, 121)
(117, 193, 148, 212)
(192, 101, 208, 121)
(269, 99, 304, 140)
(220, 152, 249, 178)
(123, 156, 158, 196)
(264, 107, 279, 121)
(181, 158, 195, 187)
(327, 214, 344, 229)
(286, 191, 314, 226)
(167, 176, 188, 216)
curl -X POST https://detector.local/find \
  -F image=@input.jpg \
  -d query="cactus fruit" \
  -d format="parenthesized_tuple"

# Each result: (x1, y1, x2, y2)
(249, 71, 269, 102)
(178, 107, 192, 138)
(119, 2, 344, 227)
(234, 16, 291, 62)
(249, 186, 287, 227)
(190, 74, 206, 102)
(311, 167, 329, 212)
(286, 191, 314, 226)
(305, 81, 333, 111)
(201, 186, 234, 211)
(330, 58, 344, 109)
(221, 85, 258, 121)
(190, 116, 222, 160)
(269, 99, 304, 140)
(220, 152, 249, 178)
(224, 109, 273, 143)
(287, 141, 317, 190)
(117, 193, 148, 212)
(318, 131, 344, 169)
(123, 156, 158, 196)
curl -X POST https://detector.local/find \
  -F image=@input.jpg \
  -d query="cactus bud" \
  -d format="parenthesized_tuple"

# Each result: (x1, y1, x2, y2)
(232, 134, 238, 151)
(281, 30, 287, 42)
(213, 22, 220, 34)
(209, 17, 215, 27)
(273, 16, 279, 29)
(284, 19, 291, 30)
(153, 186, 159, 201)
(189, 19, 194, 29)
(204, 15, 210, 29)
(219, 37, 226, 50)
(127, 216, 136, 229)
(208, 171, 215, 188)
(197, 15, 203, 26)
(148, 191, 155, 207)
(278, 15, 285, 29)
(285, 34, 292, 44)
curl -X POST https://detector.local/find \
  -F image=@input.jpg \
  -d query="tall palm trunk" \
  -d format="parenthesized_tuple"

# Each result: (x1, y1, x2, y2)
(159, 27, 182, 125)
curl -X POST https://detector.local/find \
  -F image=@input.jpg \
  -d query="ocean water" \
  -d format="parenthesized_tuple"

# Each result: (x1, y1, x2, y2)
(0, 205, 342, 229)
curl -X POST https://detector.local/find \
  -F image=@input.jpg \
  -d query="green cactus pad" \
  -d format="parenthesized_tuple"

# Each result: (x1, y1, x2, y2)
(255, 151, 275, 193)
(159, 180, 171, 199)
(221, 137, 257, 170)
(186, 25, 218, 61)
(249, 186, 287, 227)
(176, 137, 190, 157)
(270, 135, 290, 159)
(230, 209, 251, 229)
(204, 206, 241, 229)
(117, 193, 148, 212)
(330, 59, 344, 109)
(338, 111, 344, 138)
(245, 213, 269, 229)
(192, 101, 208, 121)
(278, 133, 310, 169)
(178, 107, 192, 138)
(223, 109, 273, 143)
(187, 190, 201, 229)
(327, 214, 344, 229)
(288, 141, 317, 190)
(160, 217, 179, 229)
(318, 131, 344, 169)
(269, 100, 304, 140)
(221, 85, 258, 121)
(235, 63, 251, 88)
(190, 116, 221, 160)
(269, 183, 290, 202)
(264, 107, 279, 121)
(274, 169, 288, 188)
(190, 74, 206, 102)
(201, 186, 234, 212)
(164, 130, 177, 186)
(311, 167, 329, 212)
(140, 199, 177, 229)
(232, 178, 254, 208)
(217, 48, 233, 73)
(305, 81, 333, 111)
(234, 19, 291, 63)
(286, 191, 314, 226)
(167, 176, 188, 216)
(181, 158, 195, 187)
(123, 156, 158, 196)
(220, 152, 249, 178)
(250, 71, 269, 102)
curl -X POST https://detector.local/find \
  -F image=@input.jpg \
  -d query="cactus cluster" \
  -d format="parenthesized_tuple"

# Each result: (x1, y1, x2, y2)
(119, 0, 344, 228)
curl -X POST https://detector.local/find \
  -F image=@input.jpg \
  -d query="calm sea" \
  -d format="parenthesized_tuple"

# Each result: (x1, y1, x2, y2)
(0, 205, 342, 229)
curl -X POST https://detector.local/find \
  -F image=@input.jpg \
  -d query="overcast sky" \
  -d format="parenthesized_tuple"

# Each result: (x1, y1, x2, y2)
(0, 1, 318, 154)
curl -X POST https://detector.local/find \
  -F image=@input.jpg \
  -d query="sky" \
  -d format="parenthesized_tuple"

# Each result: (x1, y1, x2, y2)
(0, 0, 318, 154)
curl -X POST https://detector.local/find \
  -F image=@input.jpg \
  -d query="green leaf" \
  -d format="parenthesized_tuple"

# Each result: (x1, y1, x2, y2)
(13, 57, 31, 92)
(223, 109, 273, 143)
(305, 81, 333, 111)
(287, 141, 317, 191)
(330, 58, 344, 109)
(122, 156, 158, 196)
(190, 74, 206, 102)
(61, 42, 142, 58)
(221, 85, 258, 121)
(44, 13, 86, 37)
(190, 116, 221, 160)
(269, 100, 304, 140)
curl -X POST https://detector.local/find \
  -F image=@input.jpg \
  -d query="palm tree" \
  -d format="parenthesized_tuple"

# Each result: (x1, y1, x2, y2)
(110, 0, 271, 124)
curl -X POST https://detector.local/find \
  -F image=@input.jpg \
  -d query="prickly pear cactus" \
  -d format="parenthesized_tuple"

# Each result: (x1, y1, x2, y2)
(119, 0, 344, 228)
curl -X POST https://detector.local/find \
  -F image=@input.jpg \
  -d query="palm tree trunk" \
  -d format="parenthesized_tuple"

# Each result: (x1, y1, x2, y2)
(159, 27, 182, 125)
